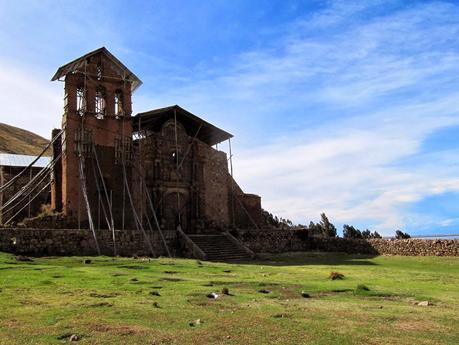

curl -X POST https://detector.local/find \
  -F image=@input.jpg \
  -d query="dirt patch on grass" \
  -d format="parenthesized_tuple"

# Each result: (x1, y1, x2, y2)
(395, 320, 444, 332)
(118, 265, 149, 270)
(88, 302, 113, 307)
(20, 299, 45, 306)
(160, 277, 185, 282)
(89, 292, 119, 298)
(90, 323, 152, 336)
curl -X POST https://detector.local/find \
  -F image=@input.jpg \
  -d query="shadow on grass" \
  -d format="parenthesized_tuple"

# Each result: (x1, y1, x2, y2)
(225, 252, 378, 266)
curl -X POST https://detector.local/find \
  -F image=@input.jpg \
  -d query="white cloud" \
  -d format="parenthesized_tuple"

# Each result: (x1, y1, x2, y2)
(142, 1, 459, 234)
(0, 61, 62, 138)
(2, 0, 459, 235)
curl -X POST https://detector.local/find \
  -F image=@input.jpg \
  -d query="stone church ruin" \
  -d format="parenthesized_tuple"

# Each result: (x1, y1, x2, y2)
(0, 47, 265, 260)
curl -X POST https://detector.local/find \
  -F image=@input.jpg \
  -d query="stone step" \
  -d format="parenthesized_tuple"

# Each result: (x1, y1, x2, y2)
(185, 233, 252, 262)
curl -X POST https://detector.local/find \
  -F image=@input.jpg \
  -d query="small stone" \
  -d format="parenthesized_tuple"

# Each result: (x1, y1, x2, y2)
(153, 302, 160, 308)
(69, 334, 78, 341)
(189, 319, 203, 327)
(301, 291, 310, 298)
(258, 289, 270, 294)
(329, 272, 344, 280)
(130, 278, 139, 282)
(149, 291, 161, 296)
(417, 301, 431, 306)
(206, 292, 219, 299)
(16, 255, 33, 262)
(83, 259, 92, 264)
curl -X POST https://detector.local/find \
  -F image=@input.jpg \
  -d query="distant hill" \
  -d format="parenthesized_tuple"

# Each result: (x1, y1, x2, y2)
(0, 123, 51, 156)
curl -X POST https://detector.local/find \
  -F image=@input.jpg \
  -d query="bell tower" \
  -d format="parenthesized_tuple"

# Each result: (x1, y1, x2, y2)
(51, 47, 142, 227)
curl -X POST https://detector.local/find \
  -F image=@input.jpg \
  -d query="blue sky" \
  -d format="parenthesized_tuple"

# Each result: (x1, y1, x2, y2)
(1, 0, 459, 236)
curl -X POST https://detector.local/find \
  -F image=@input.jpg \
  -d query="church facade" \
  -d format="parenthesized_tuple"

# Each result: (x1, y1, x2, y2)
(50, 47, 264, 238)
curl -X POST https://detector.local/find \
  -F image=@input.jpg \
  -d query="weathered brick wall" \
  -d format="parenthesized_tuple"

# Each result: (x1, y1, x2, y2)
(0, 166, 49, 224)
(201, 146, 231, 229)
(235, 229, 459, 256)
(0, 228, 176, 257)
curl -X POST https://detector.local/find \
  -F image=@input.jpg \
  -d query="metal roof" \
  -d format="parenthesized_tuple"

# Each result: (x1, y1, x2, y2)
(133, 105, 233, 146)
(0, 153, 50, 168)
(51, 47, 143, 92)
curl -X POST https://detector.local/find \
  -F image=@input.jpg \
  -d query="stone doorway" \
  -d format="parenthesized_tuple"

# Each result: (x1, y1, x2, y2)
(163, 191, 189, 231)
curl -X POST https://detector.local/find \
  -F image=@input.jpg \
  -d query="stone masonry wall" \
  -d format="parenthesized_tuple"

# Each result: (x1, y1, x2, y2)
(0, 228, 176, 257)
(236, 229, 459, 256)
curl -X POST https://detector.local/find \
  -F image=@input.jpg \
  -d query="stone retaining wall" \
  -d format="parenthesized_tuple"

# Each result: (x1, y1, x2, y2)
(0, 228, 176, 257)
(235, 229, 459, 256)
(0, 227, 457, 257)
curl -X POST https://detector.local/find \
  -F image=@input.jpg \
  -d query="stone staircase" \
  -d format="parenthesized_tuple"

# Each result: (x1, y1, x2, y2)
(186, 233, 253, 261)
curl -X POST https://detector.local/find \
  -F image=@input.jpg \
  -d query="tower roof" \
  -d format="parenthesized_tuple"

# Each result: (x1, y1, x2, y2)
(51, 47, 142, 92)
(134, 105, 233, 146)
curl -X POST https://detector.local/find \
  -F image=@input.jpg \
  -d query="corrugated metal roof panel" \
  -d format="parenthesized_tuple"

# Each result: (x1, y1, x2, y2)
(0, 153, 50, 168)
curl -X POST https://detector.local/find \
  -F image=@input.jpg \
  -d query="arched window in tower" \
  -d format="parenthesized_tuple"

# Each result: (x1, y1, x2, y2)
(76, 86, 86, 116)
(95, 87, 106, 119)
(114, 90, 124, 117)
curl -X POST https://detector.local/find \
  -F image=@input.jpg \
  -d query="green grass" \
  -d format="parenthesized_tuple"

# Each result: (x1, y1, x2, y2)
(0, 252, 458, 345)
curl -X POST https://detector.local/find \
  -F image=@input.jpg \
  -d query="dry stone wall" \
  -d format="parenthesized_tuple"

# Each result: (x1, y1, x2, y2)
(0, 228, 176, 257)
(235, 229, 459, 256)
(0, 227, 457, 257)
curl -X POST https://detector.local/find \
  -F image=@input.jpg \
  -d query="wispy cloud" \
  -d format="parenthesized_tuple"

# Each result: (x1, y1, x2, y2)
(1, 0, 459, 234)
(0, 61, 61, 138)
(139, 1, 459, 234)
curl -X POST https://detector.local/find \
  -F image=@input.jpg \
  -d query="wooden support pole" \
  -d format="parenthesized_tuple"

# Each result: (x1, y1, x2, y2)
(229, 138, 235, 228)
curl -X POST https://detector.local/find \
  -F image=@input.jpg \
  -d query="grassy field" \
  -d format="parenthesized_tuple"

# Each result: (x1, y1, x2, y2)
(0, 252, 457, 345)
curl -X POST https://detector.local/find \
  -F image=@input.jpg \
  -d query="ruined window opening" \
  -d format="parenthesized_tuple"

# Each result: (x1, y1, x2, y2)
(96, 63, 103, 81)
(76, 87, 86, 116)
(95, 87, 106, 119)
(114, 90, 124, 117)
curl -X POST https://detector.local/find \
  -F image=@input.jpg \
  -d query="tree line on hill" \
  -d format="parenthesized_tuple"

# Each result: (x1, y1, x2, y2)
(262, 210, 411, 239)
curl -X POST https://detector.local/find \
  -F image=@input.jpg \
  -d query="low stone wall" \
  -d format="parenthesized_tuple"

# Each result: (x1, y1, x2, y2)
(0, 228, 176, 257)
(235, 229, 459, 256)
(368, 238, 458, 256)
(1, 227, 457, 258)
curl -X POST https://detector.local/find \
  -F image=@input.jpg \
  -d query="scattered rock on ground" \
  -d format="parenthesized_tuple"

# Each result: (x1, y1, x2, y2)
(417, 300, 432, 306)
(16, 255, 33, 262)
(206, 292, 219, 299)
(258, 289, 271, 294)
(150, 291, 161, 296)
(189, 319, 203, 327)
(69, 334, 79, 341)
(301, 291, 311, 298)
(329, 272, 344, 280)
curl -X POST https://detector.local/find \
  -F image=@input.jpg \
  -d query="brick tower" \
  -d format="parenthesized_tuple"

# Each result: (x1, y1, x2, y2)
(51, 47, 142, 228)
